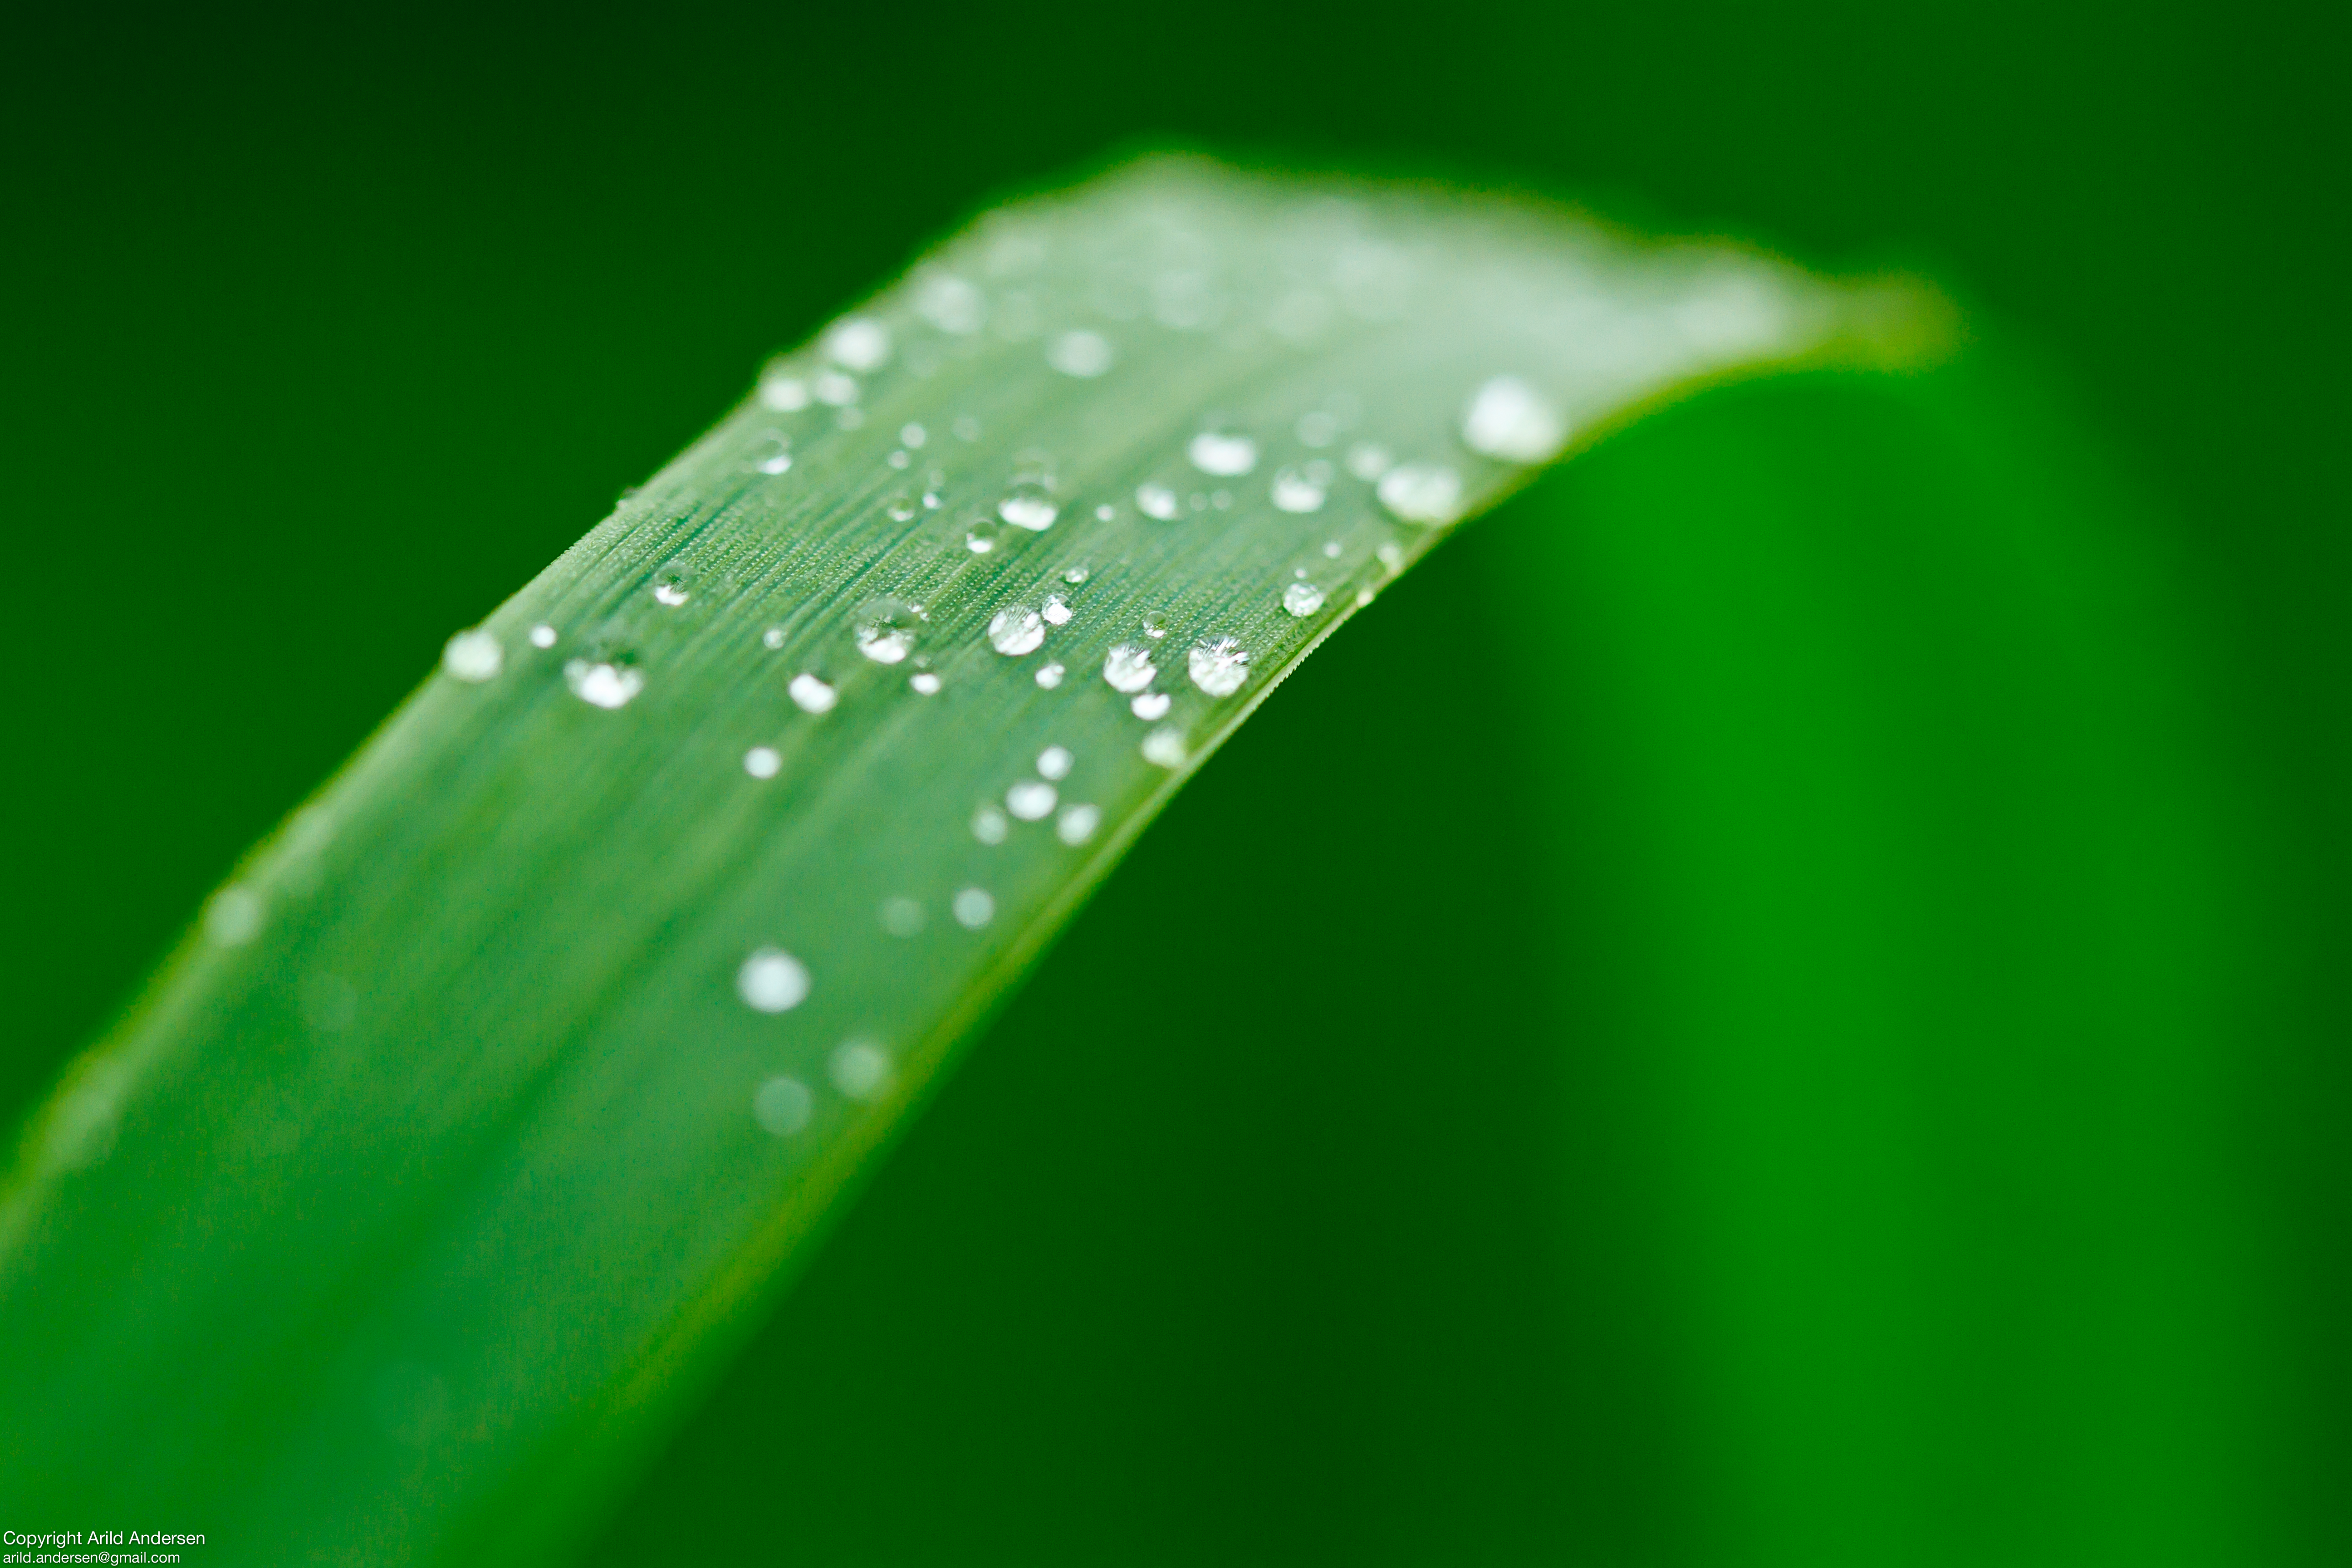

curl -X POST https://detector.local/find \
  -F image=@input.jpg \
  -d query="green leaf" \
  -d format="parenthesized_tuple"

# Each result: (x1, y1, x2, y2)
(0, 155, 1932, 1561)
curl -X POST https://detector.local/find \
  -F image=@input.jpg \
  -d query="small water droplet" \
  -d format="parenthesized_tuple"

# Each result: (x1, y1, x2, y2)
(1046, 328, 1114, 377)
(1141, 728, 1186, 768)
(1055, 804, 1101, 845)
(789, 673, 838, 713)
(653, 578, 690, 607)
(1007, 779, 1057, 820)
(1142, 613, 1167, 640)
(762, 627, 787, 650)
(900, 422, 927, 448)
(1103, 643, 1156, 692)
(988, 606, 1046, 656)
(923, 491, 943, 510)
(1094, 504, 1116, 522)
(759, 373, 809, 411)
(823, 315, 891, 372)
(1041, 593, 1072, 626)
(910, 671, 943, 695)
(1062, 564, 1092, 584)
(1378, 541, 1406, 573)
(998, 483, 1059, 532)
(1283, 582, 1326, 617)
(1377, 463, 1465, 525)
(1136, 482, 1181, 520)
(566, 659, 645, 709)
(1322, 540, 1343, 559)
(965, 523, 1000, 554)
(856, 606, 917, 665)
(1035, 662, 1065, 689)
(1296, 409, 1341, 447)
(738, 947, 810, 1013)
(1131, 691, 1171, 720)
(1357, 587, 1375, 607)
(1462, 375, 1567, 462)
(744, 745, 781, 779)
(916, 273, 985, 335)
(1187, 636, 1251, 697)
(887, 449, 911, 470)
(206, 885, 263, 946)
(880, 897, 924, 936)
(529, 623, 558, 648)
(953, 416, 981, 441)
(1346, 442, 1393, 480)
(953, 887, 995, 928)
(1037, 745, 1073, 779)
(757, 449, 794, 475)
(442, 628, 502, 682)
(1188, 431, 1258, 476)
(753, 1076, 813, 1136)
(887, 494, 919, 521)
(813, 370, 858, 407)
(973, 804, 1010, 844)
(830, 1039, 894, 1100)
(1271, 467, 1326, 513)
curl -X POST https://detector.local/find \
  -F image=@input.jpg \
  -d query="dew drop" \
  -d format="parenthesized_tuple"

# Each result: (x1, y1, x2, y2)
(1046, 329, 1113, 377)
(1035, 662, 1065, 689)
(1142, 613, 1167, 640)
(1187, 636, 1251, 697)
(813, 370, 858, 407)
(1357, 587, 1376, 606)
(1041, 593, 1072, 627)
(1283, 581, 1326, 617)
(910, 671, 943, 695)
(442, 628, 502, 682)
(856, 617, 916, 664)
(900, 421, 928, 449)
(1055, 804, 1101, 845)
(762, 627, 787, 650)
(1103, 643, 1156, 692)
(1131, 691, 1171, 720)
(887, 494, 918, 522)
(823, 316, 891, 372)
(1322, 540, 1343, 559)
(887, 449, 911, 470)
(997, 484, 1059, 532)
(924, 491, 943, 510)
(757, 450, 794, 476)
(880, 897, 924, 936)
(988, 606, 1046, 656)
(1037, 745, 1073, 779)
(759, 373, 809, 411)
(973, 804, 1010, 844)
(1094, 504, 1116, 522)
(1007, 779, 1057, 820)
(1346, 442, 1393, 480)
(830, 1039, 894, 1100)
(917, 273, 985, 335)
(952, 887, 995, 928)
(653, 579, 690, 607)
(965, 524, 999, 554)
(753, 1076, 812, 1137)
(788, 673, 838, 713)
(1137, 483, 1181, 520)
(1462, 375, 1567, 462)
(1271, 468, 1326, 514)
(744, 746, 781, 779)
(1188, 431, 1258, 476)
(1141, 728, 1186, 768)
(206, 885, 263, 947)
(529, 622, 558, 648)
(566, 659, 644, 709)
(1378, 541, 1406, 573)
(1377, 463, 1465, 525)
(1062, 564, 1092, 584)
(737, 948, 810, 1013)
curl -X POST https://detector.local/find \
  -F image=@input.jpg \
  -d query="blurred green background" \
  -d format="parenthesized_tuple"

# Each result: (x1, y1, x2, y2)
(4, 1, 2342, 1563)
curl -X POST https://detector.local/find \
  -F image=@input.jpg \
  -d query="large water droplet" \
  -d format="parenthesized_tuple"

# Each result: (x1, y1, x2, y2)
(1137, 482, 1181, 521)
(789, 673, 838, 713)
(1283, 581, 1326, 617)
(1037, 745, 1073, 780)
(566, 659, 644, 709)
(997, 484, 1059, 532)
(1056, 804, 1101, 845)
(1187, 430, 1258, 476)
(1007, 779, 1057, 820)
(1046, 329, 1113, 377)
(442, 628, 502, 682)
(753, 1075, 813, 1136)
(1141, 728, 1186, 768)
(738, 947, 810, 1013)
(744, 746, 781, 779)
(823, 316, 891, 372)
(1103, 643, 1156, 692)
(1187, 636, 1251, 697)
(830, 1039, 894, 1100)
(1377, 462, 1465, 524)
(952, 887, 995, 928)
(1461, 375, 1567, 462)
(916, 273, 985, 335)
(988, 606, 1046, 656)
(1270, 467, 1326, 513)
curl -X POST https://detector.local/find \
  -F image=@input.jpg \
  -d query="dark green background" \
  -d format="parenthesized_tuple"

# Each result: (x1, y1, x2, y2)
(5, 2, 2342, 1562)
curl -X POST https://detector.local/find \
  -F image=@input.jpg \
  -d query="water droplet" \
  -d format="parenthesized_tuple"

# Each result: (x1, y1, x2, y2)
(744, 746, 781, 779)
(1094, 504, 1116, 521)
(206, 885, 262, 946)
(762, 627, 787, 650)
(952, 415, 981, 441)
(1141, 728, 1186, 768)
(566, 660, 644, 709)
(1462, 375, 1567, 462)
(1322, 540, 1343, 559)
(923, 491, 942, 510)
(813, 370, 858, 407)
(759, 373, 809, 411)
(823, 315, 891, 372)
(653, 578, 690, 607)
(1103, 643, 1156, 692)
(1007, 779, 1057, 819)
(1035, 662, 1065, 689)
(1377, 462, 1465, 525)
(916, 273, 985, 335)
(910, 671, 943, 695)
(887, 449, 911, 470)
(830, 1039, 894, 1100)
(952, 887, 995, 928)
(1056, 804, 1101, 845)
(1296, 410, 1341, 447)
(789, 673, 838, 713)
(988, 606, 1045, 656)
(1041, 593, 1072, 626)
(1046, 328, 1114, 377)
(1131, 691, 1171, 720)
(856, 607, 916, 664)
(973, 804, 1009, 844)
(1188, 430, 1258, 476)
(887, 494, 918, 522)
(1356, 587, 1375, 607)
(738, 947, 810, 1013)
(965, 523, 999, 554)
(1283, 582, 1326, 617)
(1271, 468, 1326, 513)
(1142, 613, 1167, 640)
(1037, 745, 1073, 779)
(1187, 636, 1251, 697)
(998, 484, 1059, 532)
(529, 623, 558, 648)
(900, 422, 927, 449)
(1136, 482, 1181, 520)
(753, 1075, 812, 1136)
(1062, 564, 1092, 584)
(1346, 442, 1392, 480)
(442, 628, 502, 682)
(757, 449, 794, 476)
(880, 897, 924, 936)
(1378, 541, 1406, 573)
